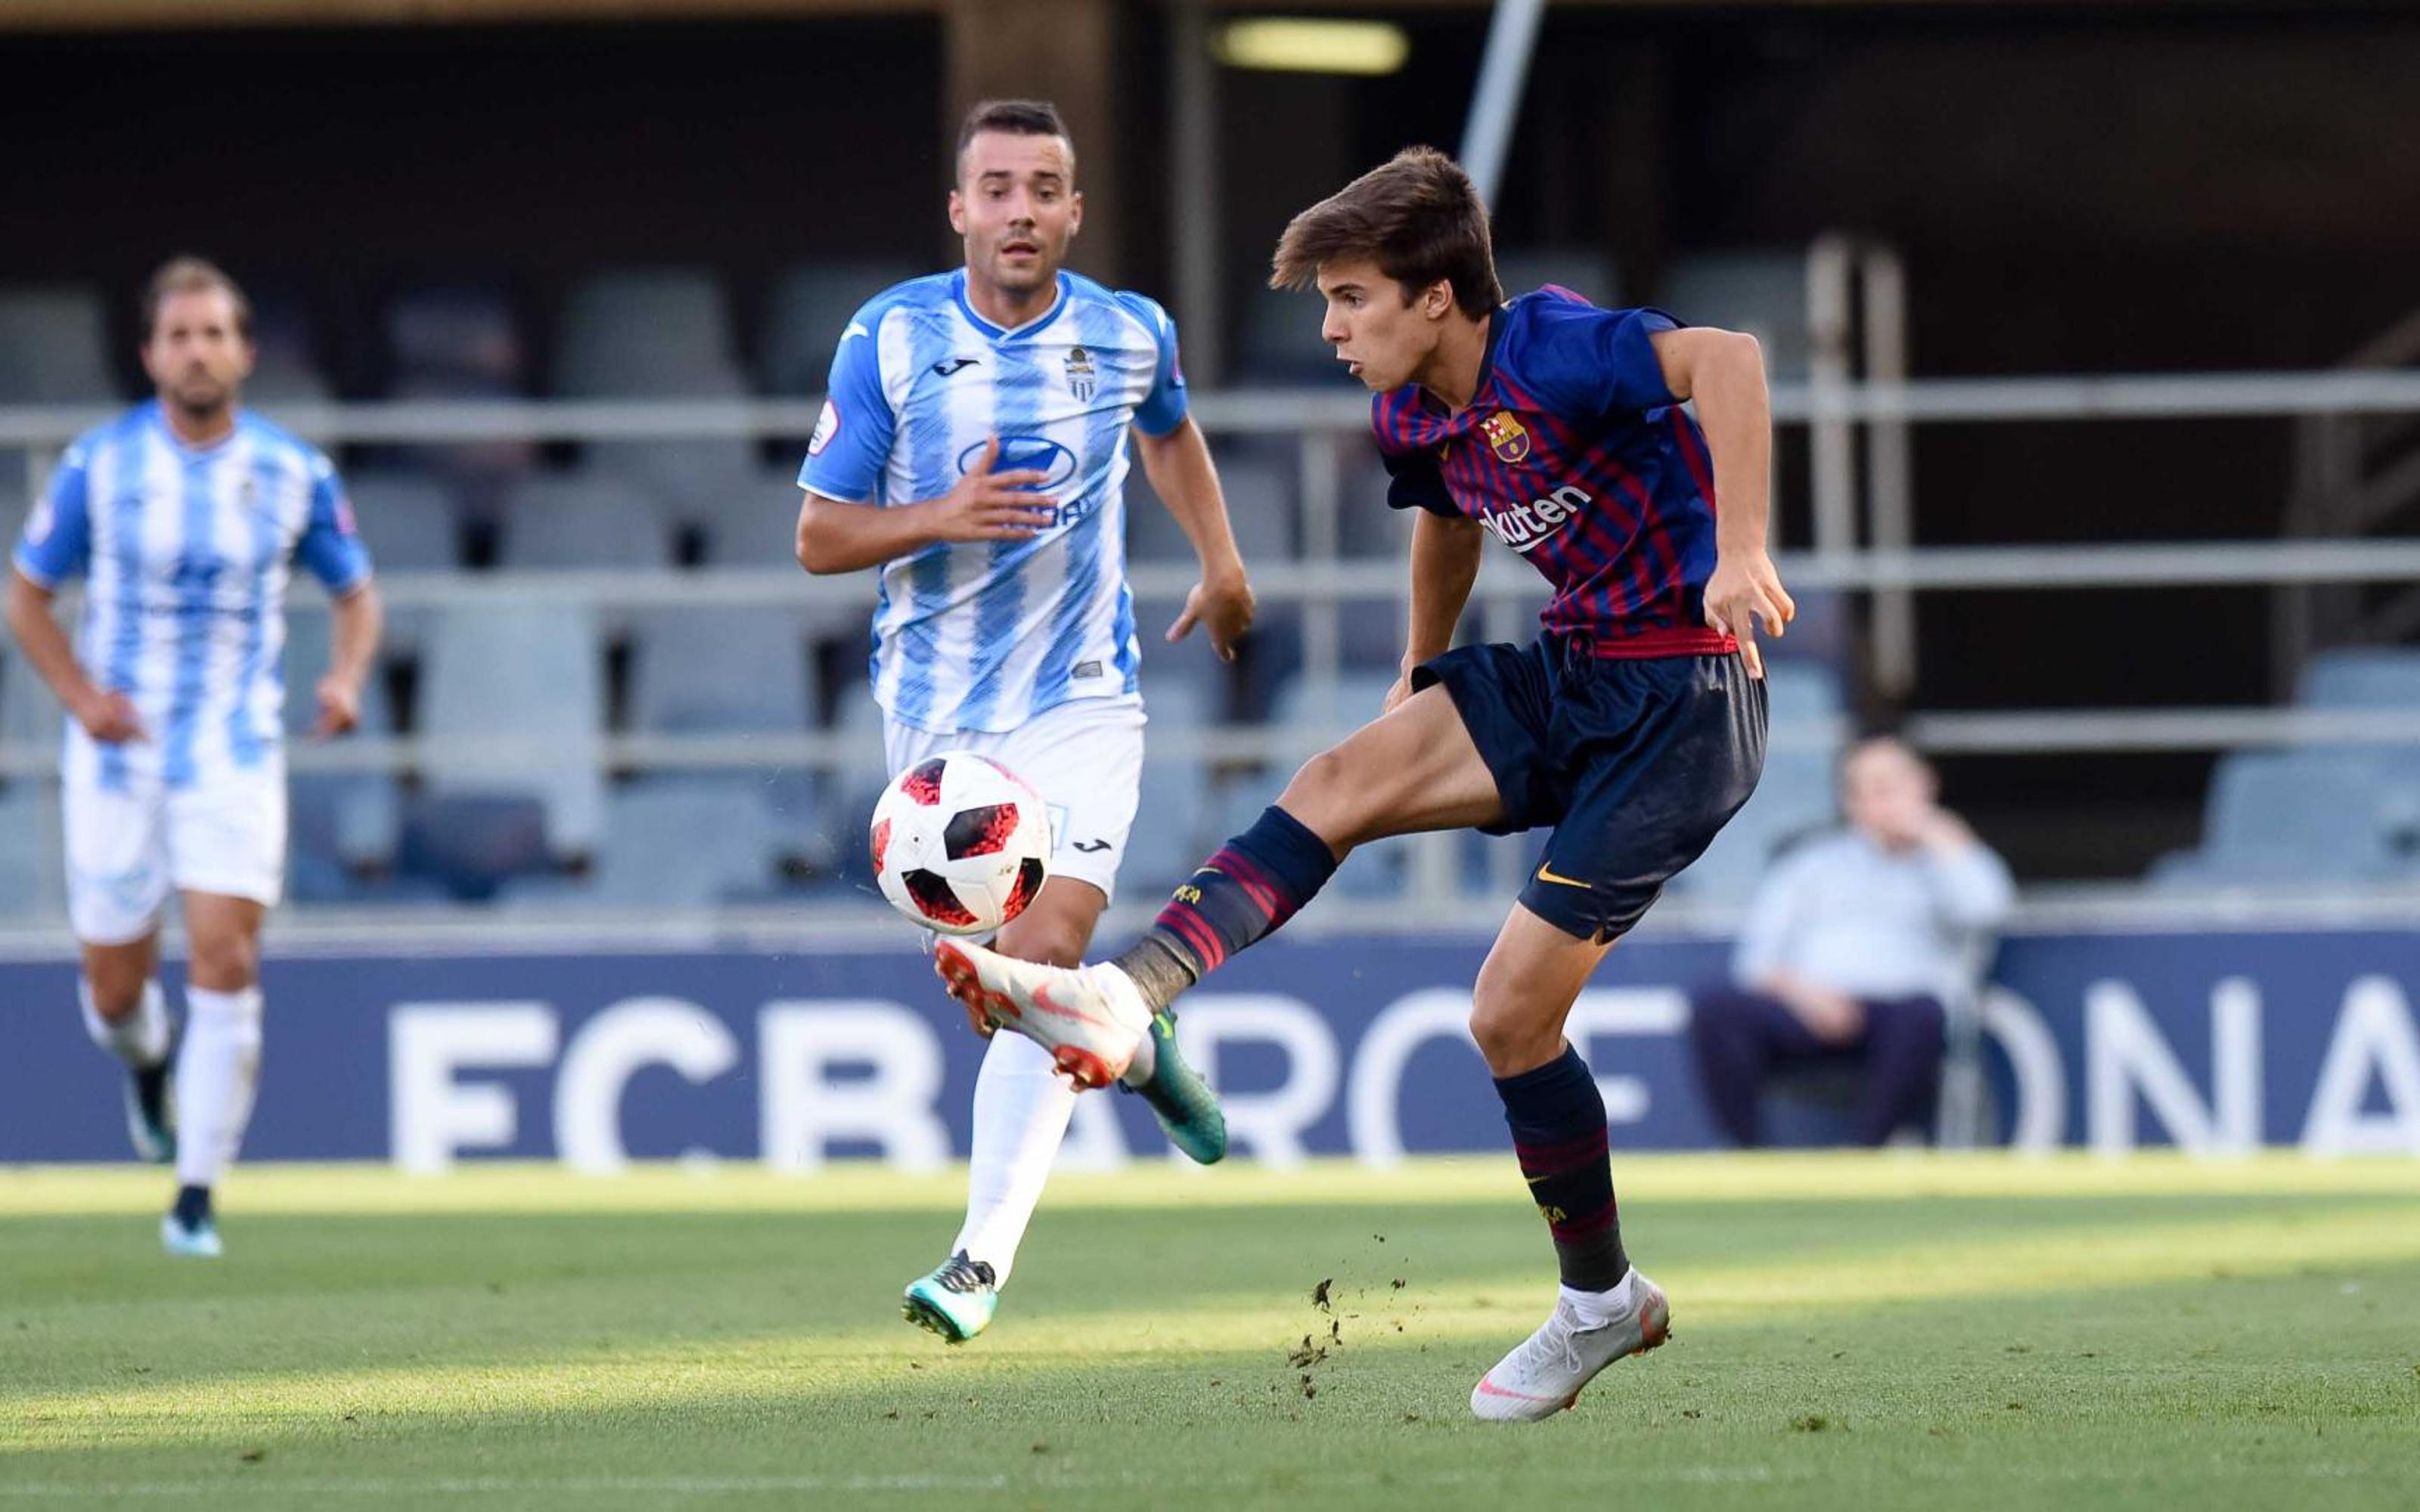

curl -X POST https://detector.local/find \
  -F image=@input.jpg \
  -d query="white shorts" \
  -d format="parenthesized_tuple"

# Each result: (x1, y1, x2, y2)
(64, 761, 287, 945)
(883, 695, 1145, 905)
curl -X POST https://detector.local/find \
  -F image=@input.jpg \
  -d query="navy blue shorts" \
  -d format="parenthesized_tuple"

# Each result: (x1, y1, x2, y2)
(1411, 637, 1767, 943)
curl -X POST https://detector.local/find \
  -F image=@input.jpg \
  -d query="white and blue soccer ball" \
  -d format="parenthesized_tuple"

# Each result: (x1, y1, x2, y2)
(870, 752, 1053, 936)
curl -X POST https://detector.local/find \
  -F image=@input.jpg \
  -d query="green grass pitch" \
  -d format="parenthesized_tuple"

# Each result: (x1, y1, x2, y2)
(4, 1155, 2417, 1509)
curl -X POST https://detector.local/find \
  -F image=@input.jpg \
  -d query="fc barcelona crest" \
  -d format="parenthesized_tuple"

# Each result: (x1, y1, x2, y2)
(1481, 411, 1531, 463)
(1064, 345, 1097, 401)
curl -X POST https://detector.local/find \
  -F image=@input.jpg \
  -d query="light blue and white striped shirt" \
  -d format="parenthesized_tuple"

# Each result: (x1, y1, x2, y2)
(13, 401, 372, 792)
(798, 268, 1187, 735)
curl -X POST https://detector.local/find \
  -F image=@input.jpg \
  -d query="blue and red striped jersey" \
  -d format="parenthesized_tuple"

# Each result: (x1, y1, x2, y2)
(1373, 287, 1736, 658)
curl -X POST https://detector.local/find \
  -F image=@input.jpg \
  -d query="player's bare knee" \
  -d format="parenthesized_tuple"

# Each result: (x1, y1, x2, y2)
(82, 971, 146, 1020)
(187, 934, 260, 993)
(1467, 999, 1554, 1076)
(1278, 747, 1377, 848)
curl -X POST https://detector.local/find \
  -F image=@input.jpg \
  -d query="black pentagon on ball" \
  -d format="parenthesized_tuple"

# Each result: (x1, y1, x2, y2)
(903, 867, 978, 927)
(943, 802, 1022, 860)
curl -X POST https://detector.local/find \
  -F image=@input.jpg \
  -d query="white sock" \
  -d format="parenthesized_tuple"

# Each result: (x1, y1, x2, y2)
(1560, 1269, 1640, 1327)
(79, 978, 171, 1070)
(951, 1029, 1078, 1284)
(174, 986, 264, 1191)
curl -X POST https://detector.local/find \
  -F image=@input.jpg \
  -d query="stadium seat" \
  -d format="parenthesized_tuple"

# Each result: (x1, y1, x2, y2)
(395, 793, 554, 900)
(2153, 749, 2408, 887)
(1336, 450, 1413, 559)
(1495, 247, 1621, 308)
(1661, 250, 1811, 378)
(1236, 286, 1339, 383)
(507, 778, 785, 908)
(0, 780, 63, 920)
(1125, 448, 1302, 567)
(0, 469, 29, 556)
(343, 473, 464, 660)
(588, 431, 766, 537)
(417, 602, 608, 860)
(283, 609, 403, 879)
(628, 606, 816, 736)
(386, 282, 527, 387)
(0, 286, 119, 402)
(347, 474, 466, 571)
(0, 640, 62, 751)
(695, 464, 813, 573)
(244, 293, 334, 406)
(762, 261, 919, 394)
(553, 267, 743, 395)
(2295, 646, 2420, 709)
(496, 469, 673, 571)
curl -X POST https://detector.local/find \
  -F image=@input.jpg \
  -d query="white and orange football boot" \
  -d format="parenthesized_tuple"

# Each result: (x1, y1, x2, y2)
(932, 939, 1152, 1089)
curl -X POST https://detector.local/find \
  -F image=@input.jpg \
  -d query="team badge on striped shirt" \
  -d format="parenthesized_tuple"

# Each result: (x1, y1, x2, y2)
(1481, 411, 1531, 463)
(1064, 345, 1097, 402)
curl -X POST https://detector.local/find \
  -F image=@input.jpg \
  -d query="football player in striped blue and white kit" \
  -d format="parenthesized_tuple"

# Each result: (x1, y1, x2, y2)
(797, 100, 1256, 1342)
(5, 259, 383, 1257)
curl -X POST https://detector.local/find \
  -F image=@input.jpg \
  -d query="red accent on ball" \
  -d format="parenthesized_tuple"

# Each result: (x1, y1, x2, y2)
(900, 758, 948, 806)
(904, 868, 978, 927)
(943, 802, 1021, 860)
(1001, 857, 1046, 921)
(870, 817, 892, 873)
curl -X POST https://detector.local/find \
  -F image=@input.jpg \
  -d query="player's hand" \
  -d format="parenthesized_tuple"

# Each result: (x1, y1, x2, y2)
(1166, 565, 1255, 662)
(1703, 549, 1795, 680)
(70, 686, 144, 745)
(929, 437, 1059, 544)
(312, 675, 363, 738)
(1784, 984, 1865, 1045)
(1382, 670, 1417, 714)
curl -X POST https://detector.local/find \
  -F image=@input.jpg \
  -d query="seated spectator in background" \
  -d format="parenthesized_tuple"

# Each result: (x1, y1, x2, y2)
(1687, 736, 2014, 1148)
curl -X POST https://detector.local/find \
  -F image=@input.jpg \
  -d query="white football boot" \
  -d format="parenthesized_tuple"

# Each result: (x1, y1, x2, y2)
(932, 940, 1151, 1089)
(1470, 1270, 1671, 1422)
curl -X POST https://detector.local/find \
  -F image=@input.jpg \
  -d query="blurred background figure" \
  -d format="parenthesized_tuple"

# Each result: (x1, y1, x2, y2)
(1687, 736, 2013, 1148)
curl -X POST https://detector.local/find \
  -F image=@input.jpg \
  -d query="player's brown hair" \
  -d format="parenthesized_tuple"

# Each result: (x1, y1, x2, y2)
(1270, 147, 1501, 318)
(955, 98, 1076, 181)
(142, 256, 253, 342)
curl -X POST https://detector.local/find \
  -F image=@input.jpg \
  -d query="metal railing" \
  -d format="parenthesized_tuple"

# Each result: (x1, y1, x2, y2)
(4, 372, 2420, 923)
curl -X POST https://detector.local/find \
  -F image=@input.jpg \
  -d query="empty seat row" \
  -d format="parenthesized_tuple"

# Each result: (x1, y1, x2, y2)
(0, 243, 1716, 407)
(2150, 646, 2420, 889)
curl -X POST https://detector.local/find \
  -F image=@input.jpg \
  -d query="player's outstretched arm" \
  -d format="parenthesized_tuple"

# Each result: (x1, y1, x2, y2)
(3, 569, 142, 742)
(793, 438, 1059, 575)
(1132, 417, 1255, 661)
(1650, 326, 1795, 678)
(1385, 512, 1484, 712)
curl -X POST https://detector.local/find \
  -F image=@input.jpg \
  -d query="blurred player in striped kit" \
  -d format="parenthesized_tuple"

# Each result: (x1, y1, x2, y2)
(796, 101, 1256, 1340)
(5, 258, 383, 1257)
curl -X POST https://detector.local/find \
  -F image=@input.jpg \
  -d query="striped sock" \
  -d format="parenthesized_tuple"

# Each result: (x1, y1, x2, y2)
(1495, 1046, 1630, 1292)
(1113, 806, 1339, 1011)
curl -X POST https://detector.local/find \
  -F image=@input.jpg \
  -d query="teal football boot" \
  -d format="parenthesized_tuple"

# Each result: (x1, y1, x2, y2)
(902, 1250, 998, 1343)
(1124, 1009, 1227, 1164)
(160, 1213, 222, 1259)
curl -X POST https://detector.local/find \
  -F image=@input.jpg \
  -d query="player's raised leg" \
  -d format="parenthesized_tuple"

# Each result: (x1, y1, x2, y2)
(935, 682, 1502, 1058)
(77, 936, 175, 1165)
(164, 890, 267, 1259)
(1465, 906, 1669, 1421)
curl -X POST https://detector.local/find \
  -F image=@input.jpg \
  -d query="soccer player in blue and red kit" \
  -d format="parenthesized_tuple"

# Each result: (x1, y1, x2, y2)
(933, 146, 1794, 1420)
